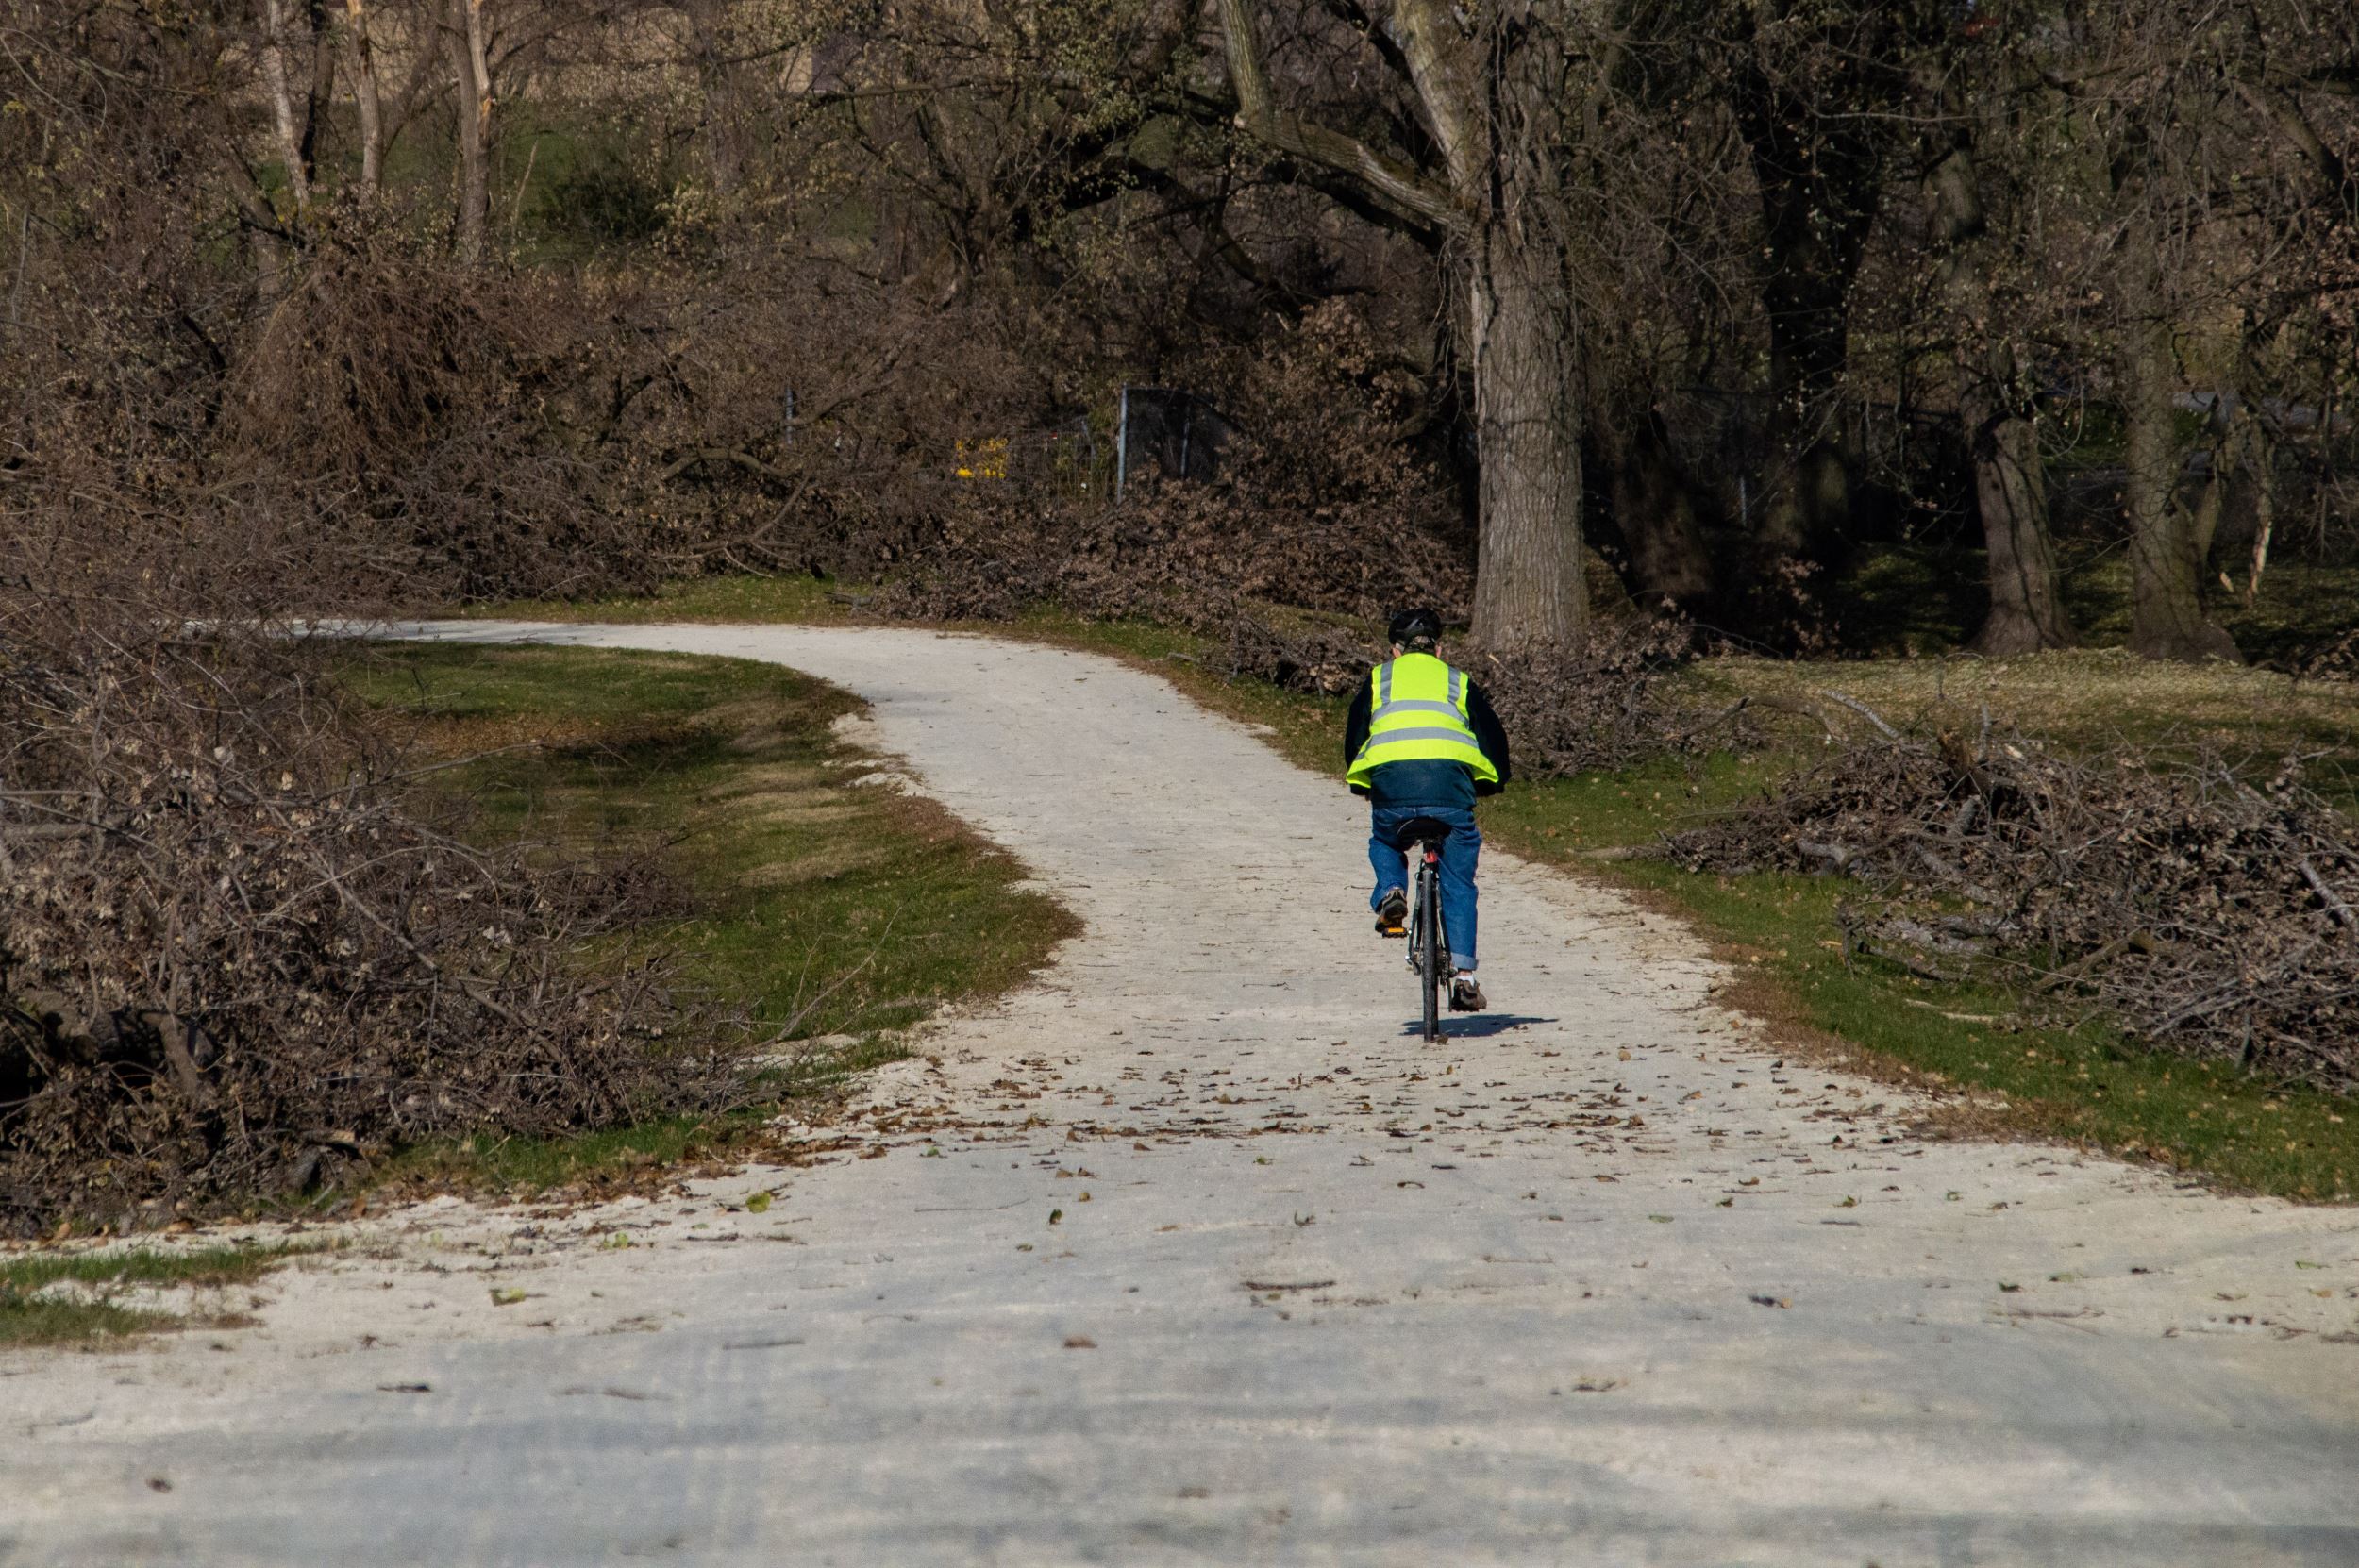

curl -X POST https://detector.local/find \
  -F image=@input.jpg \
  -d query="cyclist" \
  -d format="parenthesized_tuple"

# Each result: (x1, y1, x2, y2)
(1343, 608, 1511, 1012)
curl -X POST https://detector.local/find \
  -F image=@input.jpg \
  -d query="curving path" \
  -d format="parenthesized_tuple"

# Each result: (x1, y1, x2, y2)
(5, 621, 2357, 1568)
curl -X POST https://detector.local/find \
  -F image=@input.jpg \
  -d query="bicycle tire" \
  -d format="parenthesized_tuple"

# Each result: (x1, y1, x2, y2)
(1419, 862, 1442, 1043)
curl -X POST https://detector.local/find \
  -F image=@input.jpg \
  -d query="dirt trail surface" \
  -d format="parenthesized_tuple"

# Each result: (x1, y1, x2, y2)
(7, 622, 2358, 1567)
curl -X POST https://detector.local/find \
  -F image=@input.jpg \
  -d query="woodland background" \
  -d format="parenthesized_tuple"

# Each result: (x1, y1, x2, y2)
(4, 0, 2357, 1227)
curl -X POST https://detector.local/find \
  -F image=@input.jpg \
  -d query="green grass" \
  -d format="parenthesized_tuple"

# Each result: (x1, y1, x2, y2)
(340, 642, 1077, 1195)
(0, 1243, 311, 1349)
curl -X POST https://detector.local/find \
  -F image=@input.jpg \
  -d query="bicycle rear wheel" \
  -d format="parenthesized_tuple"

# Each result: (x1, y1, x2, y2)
(1418, 863, 1442, 1043)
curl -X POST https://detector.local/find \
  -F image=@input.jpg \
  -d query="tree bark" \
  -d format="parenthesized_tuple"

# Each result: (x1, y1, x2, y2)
(1961, 387, 2068, 655)
(1468, 223, 1587, 646)
(445, 0, 494, 262)
(1923, 138, 2071, 654)
(2117, 244, 2240, 662)
(343, 0, 385, 193)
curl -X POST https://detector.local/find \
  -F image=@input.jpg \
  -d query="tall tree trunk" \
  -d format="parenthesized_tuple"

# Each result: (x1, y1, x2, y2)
(259, 0, 313, 211)
(1468, 224, 1586, 647)
(445, 0, 494, 261)
(2117, 244, 2240, 662)
(1732, 58, 1881, 564)
(299, 0, 335, 182)
(683, 0, 748, 197)
(1753, 296, 1856, 561)
(1216, 0, 1589, 649)
(1962, 386, 2069, 654)
(343, 0, 385, 193)
(1924, 137, 2071, 654)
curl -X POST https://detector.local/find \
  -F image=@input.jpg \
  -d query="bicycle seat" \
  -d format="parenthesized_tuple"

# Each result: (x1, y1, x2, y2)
(1392, 815, 1454, 851)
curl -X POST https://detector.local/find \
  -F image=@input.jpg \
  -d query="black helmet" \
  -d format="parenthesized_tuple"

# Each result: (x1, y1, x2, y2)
(1387, 608, 1444, 648)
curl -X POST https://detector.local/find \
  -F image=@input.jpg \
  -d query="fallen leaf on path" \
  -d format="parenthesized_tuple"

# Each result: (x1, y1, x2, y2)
(1063, 1336, 1096, 1350)
(1748, 1295, 1790, 1309)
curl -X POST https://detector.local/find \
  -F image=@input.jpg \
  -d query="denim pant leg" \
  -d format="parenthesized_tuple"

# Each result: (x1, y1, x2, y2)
(1438, 816, 1481, 972)
(1367, 820, 1408, 909)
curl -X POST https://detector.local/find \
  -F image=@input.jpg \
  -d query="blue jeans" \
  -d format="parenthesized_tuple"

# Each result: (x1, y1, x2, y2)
(1368, 804, 1480, 972)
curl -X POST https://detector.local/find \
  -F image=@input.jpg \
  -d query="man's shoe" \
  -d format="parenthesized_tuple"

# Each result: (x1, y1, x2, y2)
(1374, 888, 1408, 937)
(1448, 975, 1487, 1012)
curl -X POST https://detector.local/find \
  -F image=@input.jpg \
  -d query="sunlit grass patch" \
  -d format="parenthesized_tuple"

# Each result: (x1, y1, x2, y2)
(0, 1243, 314, 1349)
(338, 642, 1077, 1196)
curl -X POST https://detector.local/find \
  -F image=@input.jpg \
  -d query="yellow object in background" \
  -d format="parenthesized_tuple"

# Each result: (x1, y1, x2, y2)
(954, 437, 1009, 480)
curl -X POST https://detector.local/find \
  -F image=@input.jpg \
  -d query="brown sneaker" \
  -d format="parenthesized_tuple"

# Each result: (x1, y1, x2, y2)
(1448, 975, 1487, 1012)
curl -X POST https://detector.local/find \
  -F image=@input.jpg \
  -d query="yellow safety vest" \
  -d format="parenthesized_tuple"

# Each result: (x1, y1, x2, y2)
(1346, 652, 1499, 788)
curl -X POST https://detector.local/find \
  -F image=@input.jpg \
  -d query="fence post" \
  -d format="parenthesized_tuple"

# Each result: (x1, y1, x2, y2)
(1115, 386, 1130, 502)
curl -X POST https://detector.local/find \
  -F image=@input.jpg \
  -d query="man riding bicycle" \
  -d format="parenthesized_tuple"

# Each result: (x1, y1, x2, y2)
(1343, 608, 1512, 1012)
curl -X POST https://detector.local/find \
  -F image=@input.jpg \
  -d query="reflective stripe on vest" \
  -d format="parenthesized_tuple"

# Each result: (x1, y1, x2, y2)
(1346, 653, 1498, 788)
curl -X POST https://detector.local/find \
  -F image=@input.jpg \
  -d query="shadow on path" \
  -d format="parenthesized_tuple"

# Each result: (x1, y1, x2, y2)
(1398, 1013, 1557, 1041)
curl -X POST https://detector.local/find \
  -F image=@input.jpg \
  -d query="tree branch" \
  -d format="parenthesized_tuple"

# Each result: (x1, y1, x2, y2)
(1214, 0, 1464, 236)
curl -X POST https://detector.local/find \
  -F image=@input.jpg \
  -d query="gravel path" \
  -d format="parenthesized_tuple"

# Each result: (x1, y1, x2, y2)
(5, 621, 2356, 1567)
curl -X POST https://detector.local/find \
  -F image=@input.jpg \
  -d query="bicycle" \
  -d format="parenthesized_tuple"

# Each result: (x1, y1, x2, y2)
(1393, 815, 1455, 1043)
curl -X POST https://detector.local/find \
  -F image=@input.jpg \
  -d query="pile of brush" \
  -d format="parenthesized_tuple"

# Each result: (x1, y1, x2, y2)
(1666, 711, 2358, 1093)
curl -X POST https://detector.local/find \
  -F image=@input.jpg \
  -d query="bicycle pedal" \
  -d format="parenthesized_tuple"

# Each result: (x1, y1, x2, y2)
(1379, 923, 1406, 938)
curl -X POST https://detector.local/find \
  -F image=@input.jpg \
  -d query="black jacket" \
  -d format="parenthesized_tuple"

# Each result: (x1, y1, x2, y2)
(1343, 668, 1512, 803)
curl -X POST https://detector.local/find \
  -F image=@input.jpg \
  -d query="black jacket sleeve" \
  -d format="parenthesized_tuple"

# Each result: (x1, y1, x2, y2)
(1465, 683, 1512, 795)
(1343, 681, 1373, 796)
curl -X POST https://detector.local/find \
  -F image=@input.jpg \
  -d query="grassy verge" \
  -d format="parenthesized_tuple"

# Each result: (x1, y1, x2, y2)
(455, 575, 2357, 1201)
(338, 642, 1078, 1196)
(1689, 647, 2359, 809)
(0, 1243, 311, 1349)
